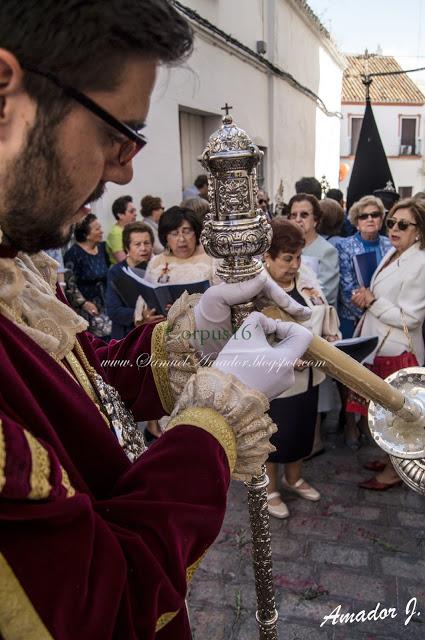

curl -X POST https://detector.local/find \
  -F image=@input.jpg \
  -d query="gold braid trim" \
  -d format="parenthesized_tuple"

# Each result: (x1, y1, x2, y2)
(186, 551, 207, 585)
(151, 321, 175, 414)
(65, 350, 99, 407)
(155, 609, 179, 633)
(155, 552, 208, 632)
(60, 466, 76, 498)
(0, 420, 5, 493)
(0, 553, 54, 640)
(166, 407, 236, 473)
(23, 430, 51, 500)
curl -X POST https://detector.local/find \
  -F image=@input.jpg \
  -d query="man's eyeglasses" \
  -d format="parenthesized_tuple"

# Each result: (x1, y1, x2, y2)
(21, 62, 147, 166)
(358, 211, 382, 221)
(386, 218, 418, 231)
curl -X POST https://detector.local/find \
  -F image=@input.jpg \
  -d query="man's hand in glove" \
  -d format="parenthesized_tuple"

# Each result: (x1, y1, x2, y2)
(213, 311, 312, 400)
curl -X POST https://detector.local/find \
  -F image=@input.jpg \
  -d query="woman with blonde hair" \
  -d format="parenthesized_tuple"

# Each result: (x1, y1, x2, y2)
(337, 195, 392, 448)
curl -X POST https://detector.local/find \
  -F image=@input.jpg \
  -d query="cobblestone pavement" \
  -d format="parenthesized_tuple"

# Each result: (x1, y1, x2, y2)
(188, 428, 425, 640)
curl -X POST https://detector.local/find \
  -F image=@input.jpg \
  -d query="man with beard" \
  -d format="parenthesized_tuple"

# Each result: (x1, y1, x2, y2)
(0, 2, 313, 638)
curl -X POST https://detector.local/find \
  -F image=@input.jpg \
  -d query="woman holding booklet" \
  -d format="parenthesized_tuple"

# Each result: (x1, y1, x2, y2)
(144, 206, 215, 285)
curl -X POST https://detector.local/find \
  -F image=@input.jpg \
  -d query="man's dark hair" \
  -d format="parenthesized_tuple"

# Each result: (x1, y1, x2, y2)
(74, 213, 97, 243)
(112, 195, 133, 221)
(295, 177, 322, 201)
(194, 174, 208, 190)
(326, 188, 344, 205)
(1, 1, 193, 113)
(122, 221, 154, 252)
(158, 207, 202, 247)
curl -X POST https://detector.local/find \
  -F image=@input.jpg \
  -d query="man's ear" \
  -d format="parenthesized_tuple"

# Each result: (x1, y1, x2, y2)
(0, 49, 24, 119)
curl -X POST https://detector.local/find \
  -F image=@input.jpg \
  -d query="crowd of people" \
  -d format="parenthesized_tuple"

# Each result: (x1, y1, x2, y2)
(57, 172, 425, 516)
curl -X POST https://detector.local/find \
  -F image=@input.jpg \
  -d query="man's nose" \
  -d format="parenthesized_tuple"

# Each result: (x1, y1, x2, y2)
(101, 158, 134, 185)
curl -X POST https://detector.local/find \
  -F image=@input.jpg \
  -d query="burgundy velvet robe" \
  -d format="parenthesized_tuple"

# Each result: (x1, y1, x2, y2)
(0, 313, 229, 639)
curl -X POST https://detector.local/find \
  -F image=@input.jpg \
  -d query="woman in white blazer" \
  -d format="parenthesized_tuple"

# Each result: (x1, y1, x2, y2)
(264, 220, 340, 519)
(351, 197, 425, 490)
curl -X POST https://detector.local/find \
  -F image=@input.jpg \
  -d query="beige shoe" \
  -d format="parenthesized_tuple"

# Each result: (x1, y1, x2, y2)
(267, 491, 289, 519)
(282, 477, 320, 502)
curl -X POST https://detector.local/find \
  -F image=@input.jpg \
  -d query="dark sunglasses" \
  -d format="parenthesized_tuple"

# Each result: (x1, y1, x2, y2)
(358, 211, 382, 220)
(386, 218, 418, 231)
(21, 62, 147, 166)
(258, 199, 268, 205)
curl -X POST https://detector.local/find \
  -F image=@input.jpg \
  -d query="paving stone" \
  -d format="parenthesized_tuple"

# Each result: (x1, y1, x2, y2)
(189, 433, 425, 639)
(318, 568, 388, 602)
(339, 522, 418, 555)
(272, 558, 316, 592)
(288, 514, 347, 540)
(380, 556, 425, 582)
(190, 606, 236, 640)
(270, 534, 307, 560)
(395, 510, 425, 528)
(189, 578, 257, 610)
(279, 589, 351, 627)
(238, 617, 334, 640)
(295, 498, 383, 522)
(309, 541, 370, 569)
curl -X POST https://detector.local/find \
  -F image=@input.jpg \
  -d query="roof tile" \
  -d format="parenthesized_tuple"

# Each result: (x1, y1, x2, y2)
(342, 55, 425, 104)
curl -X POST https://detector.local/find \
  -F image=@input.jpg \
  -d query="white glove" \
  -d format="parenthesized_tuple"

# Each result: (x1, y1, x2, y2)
(194, 270, 311, 356)
(213, 311, 313, 400)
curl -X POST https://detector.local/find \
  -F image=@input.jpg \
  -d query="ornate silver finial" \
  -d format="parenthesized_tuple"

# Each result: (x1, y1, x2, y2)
(384, 180, 396, 192)
(200, 114, 272, 282)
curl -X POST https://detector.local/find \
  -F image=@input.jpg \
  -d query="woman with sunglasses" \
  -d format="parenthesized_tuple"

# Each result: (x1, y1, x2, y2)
(337, 196, 391, 340)
(336, 196, 392, 448)
(350, 198, 425, 489)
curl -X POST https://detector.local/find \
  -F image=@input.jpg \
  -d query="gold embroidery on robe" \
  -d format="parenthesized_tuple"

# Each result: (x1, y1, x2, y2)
(155, 552, 208, 632)
(0, 553, 54, 640)
(23, 430, 51, 500)
(151, 321, 175, 414)
(167, 407, 237, 472)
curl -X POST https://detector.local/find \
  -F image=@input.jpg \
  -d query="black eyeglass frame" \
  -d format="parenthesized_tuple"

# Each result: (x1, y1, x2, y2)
(21, 62, 147, 161)
(386, 218, 418, 231)
(357, 211, 382, 221)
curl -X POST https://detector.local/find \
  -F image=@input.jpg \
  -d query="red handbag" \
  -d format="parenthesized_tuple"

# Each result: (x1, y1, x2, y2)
(370, 308, 419, 377)
(371, 351, 418, 378)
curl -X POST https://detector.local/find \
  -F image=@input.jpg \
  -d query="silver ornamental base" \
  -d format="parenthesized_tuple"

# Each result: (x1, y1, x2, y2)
(368, 366, 425, 495)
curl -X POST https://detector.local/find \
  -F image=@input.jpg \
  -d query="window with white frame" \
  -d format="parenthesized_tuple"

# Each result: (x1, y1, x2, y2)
(400, 117, 418, 155)
(350, 117, 363, 155)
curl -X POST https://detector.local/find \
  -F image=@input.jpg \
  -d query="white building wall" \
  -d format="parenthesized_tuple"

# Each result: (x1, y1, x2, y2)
(340, 102, 425, 197)
(93, 0, 344, 232)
